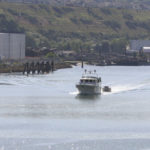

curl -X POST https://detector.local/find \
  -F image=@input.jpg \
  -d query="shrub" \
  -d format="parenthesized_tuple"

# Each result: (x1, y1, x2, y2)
(104, 20, 121, 30)
(87, 8, 103, 20)
(62, 7, 73, 13)
(101, 8, 112, 15)
(137, 21, 150, 31)
(126, 21, 137, 29)
(123, 13, 133, 20)
(52, 7, 63, 14)
(7, 8, 18, 16)
(70, 17, 78, 24)
(26, 35, 37, 48)
(46, 52, 55, 58)
(22, 13, 38, 24)
(80, 18, 93, 24)
(39, 4, 50, 13)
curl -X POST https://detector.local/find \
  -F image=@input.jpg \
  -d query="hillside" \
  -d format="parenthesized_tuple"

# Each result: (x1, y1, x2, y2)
(2, 0, 150, 9)
(1, 2, 150, 53)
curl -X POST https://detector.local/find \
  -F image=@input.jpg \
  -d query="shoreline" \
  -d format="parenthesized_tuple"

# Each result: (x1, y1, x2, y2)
(1, 60, 150, 74)
(0, 61, 74, 74)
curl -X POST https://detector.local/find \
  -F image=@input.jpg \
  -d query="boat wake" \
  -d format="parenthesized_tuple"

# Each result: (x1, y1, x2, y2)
(69, 91, 79, 95)
(111, 84, 142, 94)
(103, 82, 149, 95)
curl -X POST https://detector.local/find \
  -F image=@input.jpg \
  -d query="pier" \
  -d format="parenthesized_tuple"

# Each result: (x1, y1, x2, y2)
(23, 61, 54, 75)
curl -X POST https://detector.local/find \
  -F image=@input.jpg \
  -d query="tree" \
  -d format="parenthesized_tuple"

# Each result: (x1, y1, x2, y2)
(94, 44, 102, 56)
(110, 38, 127, 54)
(101, 41, 110, 53)
(26, 35, 37, 48)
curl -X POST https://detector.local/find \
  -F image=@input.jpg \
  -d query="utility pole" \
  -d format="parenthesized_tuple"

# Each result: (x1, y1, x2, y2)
(81, 46, 84, 68)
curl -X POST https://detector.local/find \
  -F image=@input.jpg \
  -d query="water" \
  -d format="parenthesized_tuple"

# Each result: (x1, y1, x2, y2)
(0, 65, 150, 149)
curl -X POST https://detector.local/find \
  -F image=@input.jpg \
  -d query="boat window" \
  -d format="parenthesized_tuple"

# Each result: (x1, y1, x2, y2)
(80, 79, 84, 83)
(80, 79, 97, 83)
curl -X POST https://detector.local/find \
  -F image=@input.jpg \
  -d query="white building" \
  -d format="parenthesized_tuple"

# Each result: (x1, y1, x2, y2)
(0, 33, 25, 60)
(142, 47, 150, 53)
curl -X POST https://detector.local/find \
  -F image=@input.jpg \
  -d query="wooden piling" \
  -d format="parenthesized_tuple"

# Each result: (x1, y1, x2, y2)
(22, 60, 55, 75)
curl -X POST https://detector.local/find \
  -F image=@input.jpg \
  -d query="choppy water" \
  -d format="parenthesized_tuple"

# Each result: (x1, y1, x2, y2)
(1, 65, 150, 150)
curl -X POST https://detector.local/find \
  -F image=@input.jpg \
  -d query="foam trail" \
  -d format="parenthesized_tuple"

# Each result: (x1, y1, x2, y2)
(112, 85, 140, 94)
(69, 91, 79, 95)
(103, 82, 147, 95)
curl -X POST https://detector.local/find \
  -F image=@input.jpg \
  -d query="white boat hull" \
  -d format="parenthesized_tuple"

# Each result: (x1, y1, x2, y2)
(76, 84, 101, 95)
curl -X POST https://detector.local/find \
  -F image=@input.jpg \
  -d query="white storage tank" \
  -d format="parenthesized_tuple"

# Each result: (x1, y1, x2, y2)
(0, 33, 25, 60)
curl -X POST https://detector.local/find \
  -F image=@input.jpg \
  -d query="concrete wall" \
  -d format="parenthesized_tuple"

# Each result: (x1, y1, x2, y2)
(0, 33, 25, 60)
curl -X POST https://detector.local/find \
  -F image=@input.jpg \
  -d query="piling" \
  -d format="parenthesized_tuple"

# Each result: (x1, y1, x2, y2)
(23, 61, 54, 75)
(81, 60, 84, 68)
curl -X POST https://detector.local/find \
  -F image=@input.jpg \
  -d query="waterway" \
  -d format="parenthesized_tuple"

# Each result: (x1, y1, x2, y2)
(0, 65, 150, 150)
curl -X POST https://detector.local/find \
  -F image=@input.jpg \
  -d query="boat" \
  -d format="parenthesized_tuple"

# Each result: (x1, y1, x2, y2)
(102, 86, 111, 92)
(76, 70, 101, 95)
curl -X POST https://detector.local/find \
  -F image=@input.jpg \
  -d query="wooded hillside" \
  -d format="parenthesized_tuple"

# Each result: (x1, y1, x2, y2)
(1, 2, 150, 53)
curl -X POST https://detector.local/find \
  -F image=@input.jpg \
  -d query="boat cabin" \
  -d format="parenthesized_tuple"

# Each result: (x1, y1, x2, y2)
(76, 69, 101, 94)
(80, 77, 101, 84)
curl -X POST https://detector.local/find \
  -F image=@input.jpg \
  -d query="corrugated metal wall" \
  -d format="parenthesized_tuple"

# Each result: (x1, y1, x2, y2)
(0, 33, 25, 60)
(130, 40, 150, 51)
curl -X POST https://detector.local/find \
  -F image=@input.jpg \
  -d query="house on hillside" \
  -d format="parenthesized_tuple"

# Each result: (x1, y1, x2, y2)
(141, 47, 150, 57)
(126, 40, 150, 56)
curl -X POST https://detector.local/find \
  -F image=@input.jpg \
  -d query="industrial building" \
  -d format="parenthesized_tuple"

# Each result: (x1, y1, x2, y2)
(126, 40, 150, 55)
(0, 33, 25, 60)
(128, 40, 150, 51)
